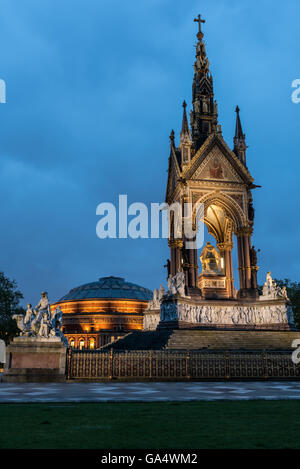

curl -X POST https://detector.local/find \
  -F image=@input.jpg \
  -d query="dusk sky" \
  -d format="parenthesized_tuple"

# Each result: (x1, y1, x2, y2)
(0, 0, 299, 306)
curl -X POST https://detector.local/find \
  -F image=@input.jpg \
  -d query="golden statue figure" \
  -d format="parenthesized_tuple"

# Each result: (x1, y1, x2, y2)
(200, 242, 221, 274)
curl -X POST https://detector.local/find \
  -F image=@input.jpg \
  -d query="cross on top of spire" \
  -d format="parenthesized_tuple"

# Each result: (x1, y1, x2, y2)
(194, 14, 206, 35)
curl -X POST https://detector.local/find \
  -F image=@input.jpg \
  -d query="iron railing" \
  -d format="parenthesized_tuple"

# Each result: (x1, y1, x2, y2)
(66, 349, 300, 381)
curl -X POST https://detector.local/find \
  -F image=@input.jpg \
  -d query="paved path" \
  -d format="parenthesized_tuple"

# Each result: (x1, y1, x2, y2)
(1, 382, 300, 402)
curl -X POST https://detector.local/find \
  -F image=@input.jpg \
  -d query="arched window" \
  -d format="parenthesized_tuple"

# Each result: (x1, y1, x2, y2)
(79, 339, 85, 350)
(70, 338, 75, 348)
(89, 338, 95, 350)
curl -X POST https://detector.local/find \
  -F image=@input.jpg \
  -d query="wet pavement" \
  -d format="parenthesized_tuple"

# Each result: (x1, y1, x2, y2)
(1, 381, 300, 402)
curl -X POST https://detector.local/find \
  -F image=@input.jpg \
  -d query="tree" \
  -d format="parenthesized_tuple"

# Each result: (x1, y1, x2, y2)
(273, 279, 300, 330)
(0, 272, 25, 344)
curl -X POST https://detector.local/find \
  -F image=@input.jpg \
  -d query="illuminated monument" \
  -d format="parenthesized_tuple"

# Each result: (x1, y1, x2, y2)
(144, 15, 295, 333)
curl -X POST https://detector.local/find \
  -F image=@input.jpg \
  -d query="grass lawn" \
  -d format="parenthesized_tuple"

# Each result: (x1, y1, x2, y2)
(1, 401, 300, 449)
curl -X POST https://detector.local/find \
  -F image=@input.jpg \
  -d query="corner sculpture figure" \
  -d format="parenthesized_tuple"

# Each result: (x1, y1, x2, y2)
(35, 291, 51, 317)
(164, 259, 171, 277)
(250, 246, 259, 267)
(167, 271, 186, 297)
(148, 285, 165, 310)
(24, 303, 34, 325)
(261, 272, 289, 301)
(13, 292, 66, 344)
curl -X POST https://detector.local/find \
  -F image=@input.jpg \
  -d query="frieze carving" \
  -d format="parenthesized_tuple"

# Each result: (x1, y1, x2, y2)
(160, 301, 295, 327)
(143, 311, 160, 331)
(189, 180, 246, 189)
(161, 302, 178, 322)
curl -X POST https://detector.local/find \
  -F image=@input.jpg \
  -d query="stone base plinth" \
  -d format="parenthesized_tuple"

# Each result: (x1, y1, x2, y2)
(198, 273, 229, 299)
(158, 296, 296, 332)
(3, 337, 67, 383)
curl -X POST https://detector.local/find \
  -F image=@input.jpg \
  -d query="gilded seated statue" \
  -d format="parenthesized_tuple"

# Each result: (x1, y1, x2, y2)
(200, 242, 221, 274)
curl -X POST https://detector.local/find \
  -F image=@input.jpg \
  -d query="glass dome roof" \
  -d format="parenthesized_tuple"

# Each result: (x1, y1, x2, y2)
(57, 276, 153, 302)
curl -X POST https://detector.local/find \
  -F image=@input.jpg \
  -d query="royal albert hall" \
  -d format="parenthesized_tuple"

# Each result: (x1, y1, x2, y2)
(51, 276, 153, 349)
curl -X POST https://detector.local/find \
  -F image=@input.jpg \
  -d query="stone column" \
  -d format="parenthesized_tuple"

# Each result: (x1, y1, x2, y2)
(182, 210, 198, 289)
(243, 233, 252, 290)
(175, 240, 183, 273)
(236, 227, 257, 298)
(218, 242, 234, 298)
(237, 234, 245, 290)
(251, 266, 259, 290)
(193, 247, 199, 287)
(225, 246, 234, 298)
(168, 240, 177, 277)
(187, 235, 198, 288)
(192, 221, 199, 288)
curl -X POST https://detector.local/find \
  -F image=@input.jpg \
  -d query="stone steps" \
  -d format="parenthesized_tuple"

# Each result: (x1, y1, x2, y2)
(101, 331, 172, 351)
(166, 330, 300, 350)
(101, 330, 300, 351)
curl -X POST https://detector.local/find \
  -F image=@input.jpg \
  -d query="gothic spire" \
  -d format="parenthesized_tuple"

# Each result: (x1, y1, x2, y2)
(233, 106, 247, 165)
(190, 15, 219, 153)
(169, 129, 175, 147)
(181, 101, 190, 136)
(235, 106, 244, 139)
(180, 101, 192, 167)
(193, 14, 210, 79)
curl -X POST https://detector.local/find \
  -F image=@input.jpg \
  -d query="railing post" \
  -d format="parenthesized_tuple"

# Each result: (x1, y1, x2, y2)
(149, 351, 152, 379)
(263, 350, 267, 380)
(88, 350, 92, 379)
(66, 348, 72, 380)
(109, 348, 114, 380)
(226, 351, 230, 380)
(187, 351, 191, 380)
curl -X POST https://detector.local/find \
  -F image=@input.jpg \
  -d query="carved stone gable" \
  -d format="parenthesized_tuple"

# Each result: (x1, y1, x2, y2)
(190, 145, 244, 183)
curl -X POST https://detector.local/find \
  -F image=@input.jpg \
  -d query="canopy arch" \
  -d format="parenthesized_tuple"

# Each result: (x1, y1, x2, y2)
(193, 191, 247, 234)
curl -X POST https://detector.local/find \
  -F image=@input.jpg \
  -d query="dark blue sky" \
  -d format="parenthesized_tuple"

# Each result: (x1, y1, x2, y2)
(0, 0, 299, 306)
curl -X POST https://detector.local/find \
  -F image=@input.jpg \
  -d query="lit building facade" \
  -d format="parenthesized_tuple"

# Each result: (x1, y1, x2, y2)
(51, 276, 152, 349)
